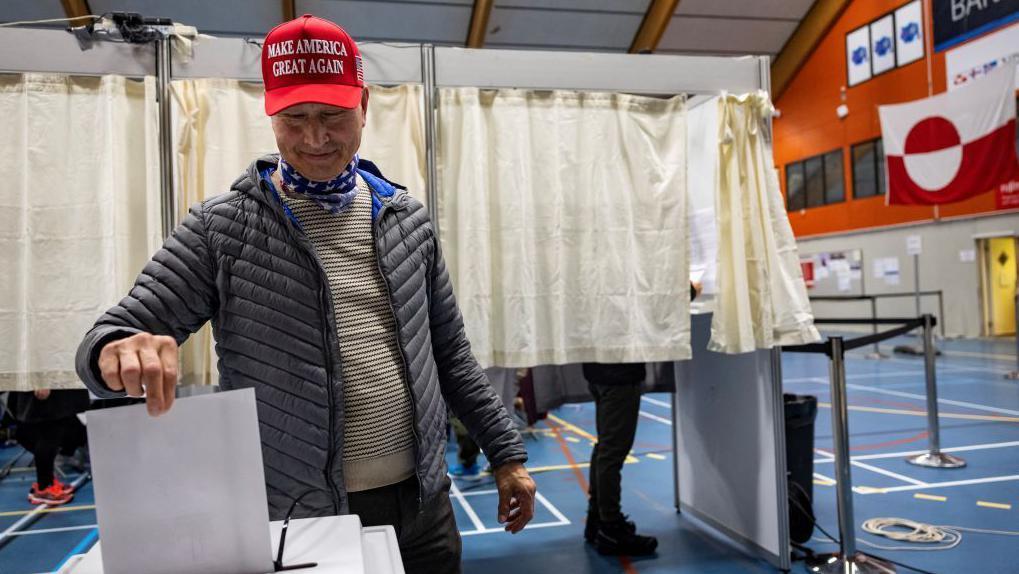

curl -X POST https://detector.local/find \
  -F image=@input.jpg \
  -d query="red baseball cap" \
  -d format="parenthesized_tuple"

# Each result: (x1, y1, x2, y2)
(262, 14, 364, 115)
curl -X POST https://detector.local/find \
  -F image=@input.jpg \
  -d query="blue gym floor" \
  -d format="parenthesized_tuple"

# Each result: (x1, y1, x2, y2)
(1, 335, 1016, 573)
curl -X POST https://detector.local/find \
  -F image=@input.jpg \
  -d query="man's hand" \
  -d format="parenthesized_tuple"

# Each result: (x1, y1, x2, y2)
(97, 333, 178, 417)
(33, 388, 51, 401)
(493, 462, 536, 534)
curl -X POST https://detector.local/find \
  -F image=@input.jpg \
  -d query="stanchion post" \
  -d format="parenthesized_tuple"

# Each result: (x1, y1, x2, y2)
(938, 291, 945, 339)
(156, 32, 176, 240)
(806, 337, 896, 573)
(866, 297, 887, 360)
(907, 314, 966, 468)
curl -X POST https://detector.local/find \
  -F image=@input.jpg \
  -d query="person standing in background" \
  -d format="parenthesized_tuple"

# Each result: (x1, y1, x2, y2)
(581, 281, 702, 556)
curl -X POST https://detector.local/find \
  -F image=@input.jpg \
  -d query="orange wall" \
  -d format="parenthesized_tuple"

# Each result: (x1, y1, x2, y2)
(773, 0, 1012, 238)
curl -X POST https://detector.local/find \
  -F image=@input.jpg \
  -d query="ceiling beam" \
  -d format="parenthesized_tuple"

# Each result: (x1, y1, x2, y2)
(771, 0, 851, 100)
(466, 0, 494, 48)
(281, 0, 296, 23)
(59, 0, 93, 25)
(629, 0, 680, 54)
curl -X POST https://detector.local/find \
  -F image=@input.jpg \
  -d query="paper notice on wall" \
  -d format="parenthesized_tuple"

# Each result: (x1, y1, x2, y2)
(873, 259, 886, 279)
(815, 265, 831, 280)
(849, 261, 862, 280)
(829, 259, 851, 276)
(837, 274, 853, 292)
(882, 257, 901, 285)
(959, 249, 976, 263)
(906, 235, 922, 255)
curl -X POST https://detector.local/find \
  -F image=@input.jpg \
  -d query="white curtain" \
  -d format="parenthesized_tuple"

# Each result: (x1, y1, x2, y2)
(686, 96, 720, 297)
(439, 88, 690, 368)
(171, 79, 426, 385)
(710, 92, 819, 353)
(0, 74, 161, 391)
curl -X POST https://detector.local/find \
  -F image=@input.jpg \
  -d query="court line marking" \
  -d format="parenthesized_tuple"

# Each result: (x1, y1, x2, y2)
(856, 474, 1019, 494)
(0, 504, 96, 518)
(813, 472, 836, 486)
(449, 475, 486, 532)
(641, 396, 671, 409)
(546, 413, 598, 442)
(786, 377, 1019, 417)
(638, 410, 672, 426)
(848, 460, 928, 486)
(814, 440, 1019, 464)
(524, 455, 640, 475)
(913, 494, 947, 502)
(6, 524, 98, 536)
(814, 448, 928, 486)
(817, 402, 1019, 423)
(455, 488, 570, 537)
(845, 383, 1019, 417)
(646, 453, 667, 461)
(976, 501, 1012, 510)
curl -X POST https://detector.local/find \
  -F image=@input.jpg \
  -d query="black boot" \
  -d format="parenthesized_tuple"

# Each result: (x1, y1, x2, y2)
(594, 518, 657, 556)
(585, 509, 637, 544)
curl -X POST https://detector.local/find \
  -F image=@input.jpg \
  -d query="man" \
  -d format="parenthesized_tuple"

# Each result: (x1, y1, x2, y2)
(581, 281, 702, 556)
(75, 14, 535, 574)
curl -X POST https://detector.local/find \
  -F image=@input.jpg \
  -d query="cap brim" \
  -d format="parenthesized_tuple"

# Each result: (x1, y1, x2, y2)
(265, 83, 363, 116)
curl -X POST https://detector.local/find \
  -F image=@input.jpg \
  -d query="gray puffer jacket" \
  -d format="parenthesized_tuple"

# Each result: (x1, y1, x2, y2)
(75, 155, 526, 519)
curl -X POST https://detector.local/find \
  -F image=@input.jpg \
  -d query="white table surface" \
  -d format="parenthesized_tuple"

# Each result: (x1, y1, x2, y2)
(60, 516, 403, 574)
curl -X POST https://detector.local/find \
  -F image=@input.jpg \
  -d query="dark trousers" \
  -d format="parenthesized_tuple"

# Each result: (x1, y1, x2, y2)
(588, 382, 642, 523)
(347, 476, 462, 574)
(451, 416, 480, 467)
(15, 417, 85, 488)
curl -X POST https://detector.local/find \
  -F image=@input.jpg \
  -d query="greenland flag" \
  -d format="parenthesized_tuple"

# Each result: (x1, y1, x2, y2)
(878, 61, 1018, 205)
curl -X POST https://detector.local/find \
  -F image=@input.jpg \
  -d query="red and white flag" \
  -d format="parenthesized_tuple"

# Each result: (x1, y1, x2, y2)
(879, 61, 1018, 205)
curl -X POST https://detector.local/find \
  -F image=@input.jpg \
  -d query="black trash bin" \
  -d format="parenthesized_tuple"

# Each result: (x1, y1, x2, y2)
(784, 393, 818, 544)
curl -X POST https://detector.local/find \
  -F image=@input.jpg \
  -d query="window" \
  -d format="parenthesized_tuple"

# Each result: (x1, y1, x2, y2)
(786, 163, 805, 211)
(805, 156, 825, 208)
(852, 139, 885, 199)
(824, 150, 845, 204)
(785, 149, 846, 210)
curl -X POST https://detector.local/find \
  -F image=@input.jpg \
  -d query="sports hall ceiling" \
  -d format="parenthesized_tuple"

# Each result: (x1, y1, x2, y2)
(3, 0, 816, 57)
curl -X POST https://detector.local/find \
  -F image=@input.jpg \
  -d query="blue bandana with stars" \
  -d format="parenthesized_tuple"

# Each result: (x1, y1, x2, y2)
(278, 154, 359, 214)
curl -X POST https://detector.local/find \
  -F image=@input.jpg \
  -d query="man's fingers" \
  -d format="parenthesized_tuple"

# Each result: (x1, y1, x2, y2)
(139, 347, 164, 416)
(98, 350, 124, 391)
(158, 340, 178, 414)
(118, 349, 143, 397)
(505, 490, 536, 533)
(497, 490, 511, 523)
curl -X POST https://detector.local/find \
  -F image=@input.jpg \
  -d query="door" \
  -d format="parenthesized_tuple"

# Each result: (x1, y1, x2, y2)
(983, 237, 1017, 336)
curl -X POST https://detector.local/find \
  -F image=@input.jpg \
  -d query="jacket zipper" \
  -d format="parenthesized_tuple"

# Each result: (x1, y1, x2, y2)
(317, 283, 342, 514)
(259, 178, 342, 514)
(372, 197, 424, 509)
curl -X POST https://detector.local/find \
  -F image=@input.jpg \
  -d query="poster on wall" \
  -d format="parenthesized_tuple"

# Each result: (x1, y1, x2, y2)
(846, 26, 872, 86)
(933, 0, 1019, 52)
(945, 22, 1019, 91)
(871, 15, 897, 75)
(896, 0, 925, 66)
(801, 259, 815, 289)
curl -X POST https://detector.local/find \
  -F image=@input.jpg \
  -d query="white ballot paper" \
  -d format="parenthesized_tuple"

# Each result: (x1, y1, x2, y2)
(87, 389, 274, 574)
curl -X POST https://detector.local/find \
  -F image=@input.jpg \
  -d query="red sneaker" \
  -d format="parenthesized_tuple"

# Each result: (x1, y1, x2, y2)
(52, 478, 74, 496)
(28, 483, 73, 506)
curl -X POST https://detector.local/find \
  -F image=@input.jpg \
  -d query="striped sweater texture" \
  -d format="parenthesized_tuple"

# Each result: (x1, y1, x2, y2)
(280, 176, 415, 492)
